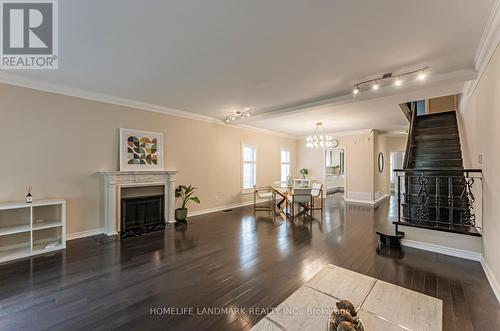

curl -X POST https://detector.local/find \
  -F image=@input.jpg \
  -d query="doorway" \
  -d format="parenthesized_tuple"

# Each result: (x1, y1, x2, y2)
(390, 151, 405, 195)
(325, 148, 345, 197)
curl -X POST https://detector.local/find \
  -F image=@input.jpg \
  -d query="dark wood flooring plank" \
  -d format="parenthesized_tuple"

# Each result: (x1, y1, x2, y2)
(0, 195, 498, 331)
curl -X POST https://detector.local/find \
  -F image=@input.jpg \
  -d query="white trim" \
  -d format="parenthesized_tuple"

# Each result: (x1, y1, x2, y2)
(401, 239, 481, 262)
(344, 194, 389, 206)
(67, 228, 105, 241)
(464, 0, 500, 96)
(188, 199, 266, 217)
(481, 256, 500, 304)
(0, 73, 294, 139)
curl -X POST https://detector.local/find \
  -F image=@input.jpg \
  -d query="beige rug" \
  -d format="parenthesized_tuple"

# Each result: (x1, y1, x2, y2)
(252, 264, 442, 331)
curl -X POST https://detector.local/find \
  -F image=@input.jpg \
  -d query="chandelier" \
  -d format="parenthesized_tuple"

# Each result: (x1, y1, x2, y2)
(306, 122, 334, 148)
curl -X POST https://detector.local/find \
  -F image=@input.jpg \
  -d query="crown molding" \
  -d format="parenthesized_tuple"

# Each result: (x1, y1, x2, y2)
(0, 72, 295, 139)
(0, 72, 220, 122)
(464, 0, 500, 96)
(298, 128, 373, 139)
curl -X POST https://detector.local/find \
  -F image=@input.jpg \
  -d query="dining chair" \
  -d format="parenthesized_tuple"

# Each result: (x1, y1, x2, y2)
(286, 188, 312, 217)
(310, 182, 324, 214)
(253, 185, 274, 212)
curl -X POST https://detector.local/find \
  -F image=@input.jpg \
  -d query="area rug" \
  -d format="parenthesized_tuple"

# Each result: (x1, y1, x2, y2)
(252, 264, 442, 331)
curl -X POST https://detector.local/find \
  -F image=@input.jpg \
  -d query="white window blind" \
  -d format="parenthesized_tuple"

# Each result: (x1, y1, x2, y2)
(242, 145, 257, 190)
(280, 149, 290, 182)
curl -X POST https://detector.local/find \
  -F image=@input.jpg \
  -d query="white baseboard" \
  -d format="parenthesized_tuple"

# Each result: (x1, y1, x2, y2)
(344, 194, 389, 206)
(67, 228, 104, 240)
(401, 239, 481, 261)
(481, 256, 500, 304)
(65, 200, 265, 239)
(187, 199, 266, 217)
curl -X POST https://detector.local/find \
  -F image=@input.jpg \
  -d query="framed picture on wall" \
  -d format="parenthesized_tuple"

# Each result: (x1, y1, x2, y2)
(119, 128, 164, 171)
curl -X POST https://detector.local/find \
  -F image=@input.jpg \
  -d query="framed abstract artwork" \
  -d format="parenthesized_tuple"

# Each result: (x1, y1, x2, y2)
(119, 128, 164, 171)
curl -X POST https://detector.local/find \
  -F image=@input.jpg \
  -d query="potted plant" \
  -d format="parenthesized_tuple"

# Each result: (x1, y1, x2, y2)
(174, 185, 200, 222)
(299, 168, 309, 179)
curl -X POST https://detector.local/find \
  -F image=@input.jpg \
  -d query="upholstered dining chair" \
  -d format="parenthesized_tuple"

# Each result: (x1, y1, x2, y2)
(286, 188, 312, 217)
(310, 182, 324, 214)
(253, 185, 274, 212)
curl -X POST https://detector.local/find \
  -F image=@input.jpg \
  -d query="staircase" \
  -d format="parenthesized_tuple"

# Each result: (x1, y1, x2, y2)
(394, 109, 481, 237)
(410, 112, 463, 169)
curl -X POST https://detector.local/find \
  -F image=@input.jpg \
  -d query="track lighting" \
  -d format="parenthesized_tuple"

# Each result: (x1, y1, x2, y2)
(225, 109, 251, 123)
(418, 70, 426, 80)
(352, 66, 429, 95)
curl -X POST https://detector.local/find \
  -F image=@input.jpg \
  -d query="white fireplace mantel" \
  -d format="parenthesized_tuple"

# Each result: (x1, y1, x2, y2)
(99, 170, 178, 235)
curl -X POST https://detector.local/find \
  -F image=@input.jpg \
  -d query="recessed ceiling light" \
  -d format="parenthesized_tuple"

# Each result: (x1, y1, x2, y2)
(395, 78, 402, 86)
(372, 82, 379, 90)
(353, 86, 359, 95)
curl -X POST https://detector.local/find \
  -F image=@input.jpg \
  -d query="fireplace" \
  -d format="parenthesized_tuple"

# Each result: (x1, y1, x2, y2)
(99, 171, 178, 236)
(120, 186, 165, 236)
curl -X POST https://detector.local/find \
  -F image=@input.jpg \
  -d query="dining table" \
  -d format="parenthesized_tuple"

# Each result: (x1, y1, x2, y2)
(271, 183, 311, 216)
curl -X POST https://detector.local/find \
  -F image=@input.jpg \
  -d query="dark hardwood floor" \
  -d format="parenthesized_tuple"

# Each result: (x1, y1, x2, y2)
(0, 194, 499, 331)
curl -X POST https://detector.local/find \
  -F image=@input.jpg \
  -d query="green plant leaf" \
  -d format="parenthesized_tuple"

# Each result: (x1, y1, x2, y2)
(190, 197, 200, 203)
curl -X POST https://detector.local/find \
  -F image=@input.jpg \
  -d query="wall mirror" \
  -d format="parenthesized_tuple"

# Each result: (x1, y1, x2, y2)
(378, 152, 384, 173)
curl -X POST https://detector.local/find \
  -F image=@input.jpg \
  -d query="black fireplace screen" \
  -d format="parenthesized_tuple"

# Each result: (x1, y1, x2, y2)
(121, 195, 165, 233)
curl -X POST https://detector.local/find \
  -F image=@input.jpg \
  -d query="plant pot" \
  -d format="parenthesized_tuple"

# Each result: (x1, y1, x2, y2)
(175, 208, 188, 222)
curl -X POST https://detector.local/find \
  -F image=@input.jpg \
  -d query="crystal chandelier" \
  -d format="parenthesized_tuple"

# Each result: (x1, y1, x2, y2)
(306, 122, 334, 148)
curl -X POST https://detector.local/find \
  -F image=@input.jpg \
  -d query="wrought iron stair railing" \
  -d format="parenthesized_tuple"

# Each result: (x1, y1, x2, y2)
(393, 168, 482, 236)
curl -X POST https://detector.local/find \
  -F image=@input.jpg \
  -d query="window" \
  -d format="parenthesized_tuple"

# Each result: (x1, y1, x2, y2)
(242, 144, 256, 191)
(280, 149, 290, 183)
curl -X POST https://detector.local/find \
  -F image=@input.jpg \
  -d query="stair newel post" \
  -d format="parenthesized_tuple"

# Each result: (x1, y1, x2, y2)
(448, 177, 453, 227)
(435, 177, 440, 225)
(397, 174, 401, 223)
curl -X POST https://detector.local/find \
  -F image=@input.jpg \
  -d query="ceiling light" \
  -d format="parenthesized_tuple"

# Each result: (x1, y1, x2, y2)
(225, 109, 252, 123)
(352, 66, 429, 95)
(305, 123, 334, 149)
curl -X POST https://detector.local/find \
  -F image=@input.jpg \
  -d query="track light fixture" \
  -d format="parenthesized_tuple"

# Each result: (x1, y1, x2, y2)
(225, 109, 251, 123)
(353, 67, 429, 95)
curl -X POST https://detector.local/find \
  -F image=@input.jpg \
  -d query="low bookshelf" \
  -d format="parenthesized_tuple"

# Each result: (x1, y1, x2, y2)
(0, 199, 66, 263)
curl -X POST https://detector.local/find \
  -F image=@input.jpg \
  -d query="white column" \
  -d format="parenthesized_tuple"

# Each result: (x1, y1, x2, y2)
(104, 176, 119, 236)
(166, 174, 176, 223)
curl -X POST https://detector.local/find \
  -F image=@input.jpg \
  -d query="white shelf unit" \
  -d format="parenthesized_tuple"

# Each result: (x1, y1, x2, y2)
(0, 199, 66, 263)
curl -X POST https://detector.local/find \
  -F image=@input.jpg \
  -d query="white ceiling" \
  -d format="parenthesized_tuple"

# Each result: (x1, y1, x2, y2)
(0, 0, 495, 133)
(247, 81, 467, 136)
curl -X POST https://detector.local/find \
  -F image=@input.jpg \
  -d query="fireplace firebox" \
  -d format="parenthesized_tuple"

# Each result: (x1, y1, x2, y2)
(121, 194, 165, 236)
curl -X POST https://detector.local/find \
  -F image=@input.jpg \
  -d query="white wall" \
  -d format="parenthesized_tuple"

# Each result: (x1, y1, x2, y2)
(458, 42, 500, 300)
